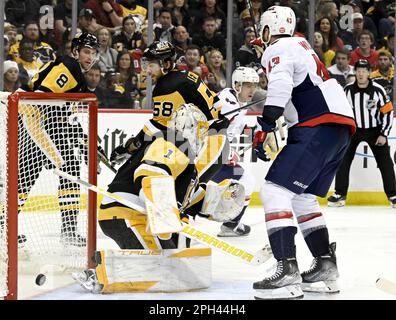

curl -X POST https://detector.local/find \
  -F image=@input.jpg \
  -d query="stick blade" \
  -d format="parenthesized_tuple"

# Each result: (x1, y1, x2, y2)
(376, 277, 396, 295)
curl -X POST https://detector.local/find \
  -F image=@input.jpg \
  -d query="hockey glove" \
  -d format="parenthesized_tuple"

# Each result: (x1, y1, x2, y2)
(253, 117, 278, 162)
(110, 135, 141, 166)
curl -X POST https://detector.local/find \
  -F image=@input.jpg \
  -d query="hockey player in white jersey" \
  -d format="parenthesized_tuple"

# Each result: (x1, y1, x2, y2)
(211, 67, 259, 237)
(251, 6, 356, 299)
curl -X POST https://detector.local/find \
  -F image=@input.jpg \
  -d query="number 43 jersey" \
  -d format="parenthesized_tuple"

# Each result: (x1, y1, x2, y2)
(262, 36, 356, 133)
(24, 55, 86, 93)
(151, 69, 220, 128)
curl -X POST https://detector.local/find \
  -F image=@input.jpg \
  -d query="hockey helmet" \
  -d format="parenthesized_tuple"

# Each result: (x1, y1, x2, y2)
(259, 6, 296, 45)
(71, 32, 100, 52)
(169, 103, 209, 155)
(142, 41, 176, 72)
(231, 67, 259, 92)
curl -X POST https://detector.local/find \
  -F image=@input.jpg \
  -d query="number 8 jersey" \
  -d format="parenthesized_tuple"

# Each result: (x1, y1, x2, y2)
(262, 36, 356, 133)
(24, 55, 86, 93)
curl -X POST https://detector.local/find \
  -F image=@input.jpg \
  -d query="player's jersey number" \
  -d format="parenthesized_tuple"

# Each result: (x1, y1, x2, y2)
(56, 74, 69, 88)
(153, 101, 174, 117)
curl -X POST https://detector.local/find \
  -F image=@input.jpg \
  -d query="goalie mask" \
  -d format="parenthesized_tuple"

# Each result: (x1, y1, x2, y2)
(259, 6, 296, 45)
(169, 104, 209, 155)
(231, 67, 259, 93)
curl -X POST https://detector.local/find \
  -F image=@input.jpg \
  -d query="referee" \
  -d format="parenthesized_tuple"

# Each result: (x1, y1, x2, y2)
(328, 59, 396, 207)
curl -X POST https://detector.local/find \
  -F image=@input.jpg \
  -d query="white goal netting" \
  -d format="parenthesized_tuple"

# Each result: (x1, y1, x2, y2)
(0, 92, 97, 299)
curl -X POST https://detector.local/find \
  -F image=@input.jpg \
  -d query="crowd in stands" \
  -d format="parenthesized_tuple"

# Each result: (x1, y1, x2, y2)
(2, 0, 395, 109)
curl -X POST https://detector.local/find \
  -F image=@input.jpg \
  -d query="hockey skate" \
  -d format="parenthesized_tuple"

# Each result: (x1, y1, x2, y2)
(388, 196, 396, 208)
(327, 194, 346, 207)
(217, 222, 251, 237)
(301, 242, 339, 293)
(60, 231, 86, 247)
(253, 258, 304, 300)
(72, 269, 103, 293)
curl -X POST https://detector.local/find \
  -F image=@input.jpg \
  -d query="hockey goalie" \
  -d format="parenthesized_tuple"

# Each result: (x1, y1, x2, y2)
(72, 103, 246, 293)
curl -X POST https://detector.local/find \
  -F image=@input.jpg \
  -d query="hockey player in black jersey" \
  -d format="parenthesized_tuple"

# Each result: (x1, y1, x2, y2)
(17, 33, 101, 247)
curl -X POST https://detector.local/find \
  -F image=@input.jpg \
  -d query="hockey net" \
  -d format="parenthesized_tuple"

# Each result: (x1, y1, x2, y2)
(0, 92, 97, 299)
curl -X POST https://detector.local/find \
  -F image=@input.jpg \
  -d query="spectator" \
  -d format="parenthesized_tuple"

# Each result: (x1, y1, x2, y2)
(3, 60, 20, 92)
(9, 21, 56, 65)
(112, 15, 142, 52)
(370, 51, 394, 104)
(102, 71, 133, 109)
(192, 16, 226, 58)
(38, 6, 58, 53)
(172, 25, 193, 60)
(338, 12, 364, 49)
(167, 0, 191, 29)
(327, 48, 355, 87)
(347, 0, 378, 42)
(78, 8, 101, 34)
(315, 16, 344, 51)
(96, 27, 118, 74)
(118, 0, 147, 24)
(153, 7, 176, 43)
(5, 0, 41, 28)
(59, 40, 73, 57)
(239, 0, 263, 31)
(15, 39, 42, 85)
(317, 0, 340, 32)
(349, 30, 379, 70)
(206, 49, 227, 92)
(177, 44, 210, 82)
(235, 26, 262, 68)
(193, 0, 227, 37)
(4, 23, 18, 47)
(85, 63, 106, 106)
(378, 33, 395, 59)
(4, 36, 11, 60)
(366, 0, 394, 40)
(115, 50, 140, 105)
(313, 31, 336, 68)
(54, 0, 83, 37)
(84, 0, 123, 29)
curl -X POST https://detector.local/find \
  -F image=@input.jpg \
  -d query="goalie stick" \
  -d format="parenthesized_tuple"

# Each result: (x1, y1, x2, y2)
(376, 278, 396, 295)
(54, 169, 273, 266)
(97, 149, 117, 173)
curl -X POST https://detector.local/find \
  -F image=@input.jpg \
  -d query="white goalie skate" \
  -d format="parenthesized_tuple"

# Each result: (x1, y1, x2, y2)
(72, 269, 103, 293)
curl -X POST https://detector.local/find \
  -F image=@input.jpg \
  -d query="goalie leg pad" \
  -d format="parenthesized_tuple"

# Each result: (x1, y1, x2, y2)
(94, 248, 212, 293)
(142, 176, 183, 235)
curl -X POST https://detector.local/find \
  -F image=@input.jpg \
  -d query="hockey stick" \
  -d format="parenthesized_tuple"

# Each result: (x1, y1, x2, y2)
(222, 97, 266, 117)
(53, 169, 273, 266)
(97, 149, 117, 173)
(376, 278, 396, 295)
(245, 0, 259, 38)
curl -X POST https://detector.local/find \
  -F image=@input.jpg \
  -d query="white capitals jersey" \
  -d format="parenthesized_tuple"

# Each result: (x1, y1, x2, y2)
(215, 88, 247, 142)
(261, 36, 356, 131)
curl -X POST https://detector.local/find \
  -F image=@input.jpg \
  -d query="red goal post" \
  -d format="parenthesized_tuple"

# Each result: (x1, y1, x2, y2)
(0, 92, 98, 300)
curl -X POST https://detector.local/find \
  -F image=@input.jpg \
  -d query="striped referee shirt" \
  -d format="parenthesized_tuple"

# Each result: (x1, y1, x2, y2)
(344, 80, 394, 136)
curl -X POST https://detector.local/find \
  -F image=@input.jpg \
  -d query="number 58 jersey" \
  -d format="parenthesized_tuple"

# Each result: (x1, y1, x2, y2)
(262, 36, 356, 133)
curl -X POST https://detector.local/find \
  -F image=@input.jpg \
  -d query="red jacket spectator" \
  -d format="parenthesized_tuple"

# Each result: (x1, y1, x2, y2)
(84, 0, 123, 28)
(350, 47, 379, 70)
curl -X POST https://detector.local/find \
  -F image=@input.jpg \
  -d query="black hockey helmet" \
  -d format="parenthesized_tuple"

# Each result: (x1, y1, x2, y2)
(143, 41, 176, 64)
(71, 32, 100, 52)
(354, 59, 371, 72)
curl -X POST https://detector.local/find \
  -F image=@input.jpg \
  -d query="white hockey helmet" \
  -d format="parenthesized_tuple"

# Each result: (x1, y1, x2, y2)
(231, 67, 259, 92)
(169, 103, 209, 155)
(259, 6, 296, 45)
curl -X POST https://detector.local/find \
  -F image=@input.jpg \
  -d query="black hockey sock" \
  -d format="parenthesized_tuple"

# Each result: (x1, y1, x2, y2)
(304, 228, 330, 257)
(268, 226, 298, 260)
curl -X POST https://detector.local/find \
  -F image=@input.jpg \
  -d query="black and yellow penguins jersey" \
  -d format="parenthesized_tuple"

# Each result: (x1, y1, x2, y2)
(151, 69, 220, 128)
(99, 129, 199, 221)
(24, 55, 85, 93)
